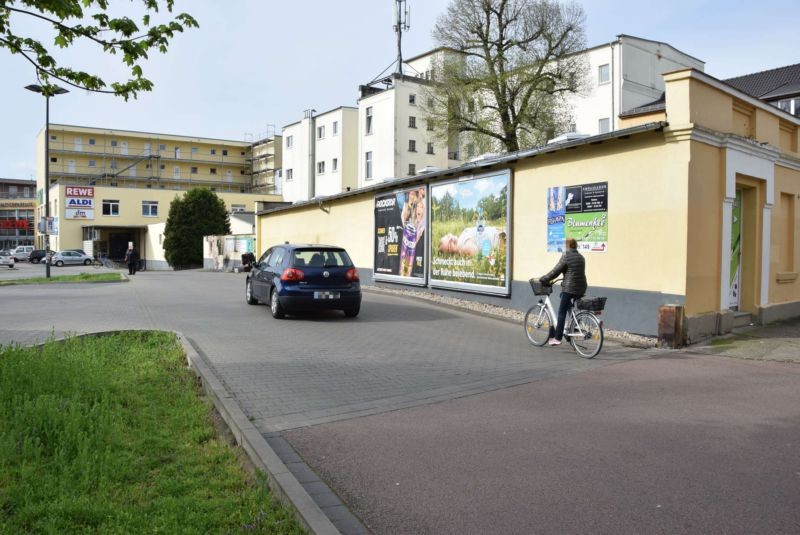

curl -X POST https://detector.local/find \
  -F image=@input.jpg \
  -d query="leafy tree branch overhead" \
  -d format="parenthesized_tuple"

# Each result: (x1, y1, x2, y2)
(0, 0, 198, 98)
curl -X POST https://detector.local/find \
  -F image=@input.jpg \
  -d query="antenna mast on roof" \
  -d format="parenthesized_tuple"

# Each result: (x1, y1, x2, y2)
(393, 0, 410, 74)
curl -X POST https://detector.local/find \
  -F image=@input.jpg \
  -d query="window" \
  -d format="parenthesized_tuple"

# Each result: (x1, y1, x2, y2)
(365, 151, 373, 179)
(110, 140, 118, 147)
(333, 121, 339, 136)
(240, 169, 245, 175)
(210, 168, 217, 175)
(191, 167, 198, 174)
(160, 164, 165, 170)
(366, 107, 373, 135)
(427, 142, 435, 155)
(318, 125, 325, 139)
(158, 144, 166, 151)
(50, 157, 57, 163)
(426, 119, 434, 131)
(408, 140, 417, 152)
(598, 64, 610, 84)
(222, 149, 228, 156)
(102, 199, 120, 216)
(232, 204, 246, 212)
(50, 135, 56, 141)
(409, 116, 417, 128)
(286, 169, 293, 181)
(211, 148, 217, 155)
(240, 151, 245, 156)
(110, 160, 118, 169)
(191, 147, 199, 154)
(332, 158, 338, 172)
(286, 135, 293, 148)
(317, 161, 325, 174)
(88, 160, 96, 167)
(408, 163, 416, 175)
(598, 118, 610, 134)
(88, 138, 96, 145)
(409, 94, 416, 105)
(142, 201, 158, 217)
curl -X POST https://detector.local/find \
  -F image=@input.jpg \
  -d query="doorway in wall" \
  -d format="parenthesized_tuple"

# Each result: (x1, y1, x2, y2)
(729, 189, 742, 310)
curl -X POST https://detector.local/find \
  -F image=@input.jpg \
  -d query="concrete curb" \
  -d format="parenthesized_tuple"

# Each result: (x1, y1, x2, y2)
(176, 333, 340, 535)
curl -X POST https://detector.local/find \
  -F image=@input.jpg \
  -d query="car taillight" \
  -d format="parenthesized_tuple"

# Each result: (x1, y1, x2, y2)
(346, 267, 359, 281)
(280, 268, 305, 281)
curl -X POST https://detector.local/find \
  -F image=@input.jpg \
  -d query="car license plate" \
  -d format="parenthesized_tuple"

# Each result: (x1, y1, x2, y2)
(314, 291, 340, 299)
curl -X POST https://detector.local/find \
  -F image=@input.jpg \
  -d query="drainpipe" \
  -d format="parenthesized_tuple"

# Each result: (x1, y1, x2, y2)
(305, 109, 316, 200)
(610, 38, 616, 131)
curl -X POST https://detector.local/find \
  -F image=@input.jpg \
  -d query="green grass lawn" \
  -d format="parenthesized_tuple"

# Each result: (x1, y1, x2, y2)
(0, 273, 122, 286)
(0, 332, 303, 534)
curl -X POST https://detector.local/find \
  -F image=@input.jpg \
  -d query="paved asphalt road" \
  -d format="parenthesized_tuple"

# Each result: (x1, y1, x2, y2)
(2, 267, 799, 534)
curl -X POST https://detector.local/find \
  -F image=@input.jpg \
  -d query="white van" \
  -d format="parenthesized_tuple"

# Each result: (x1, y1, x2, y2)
(12, 245, 34, 261)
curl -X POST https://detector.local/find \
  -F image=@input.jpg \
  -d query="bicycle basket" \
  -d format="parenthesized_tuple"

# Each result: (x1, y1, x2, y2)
(576, 297, 607, 312)
(529, 278, 553, 296)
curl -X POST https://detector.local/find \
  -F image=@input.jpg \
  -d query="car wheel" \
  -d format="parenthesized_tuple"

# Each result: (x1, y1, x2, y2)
(344, 305, 360, 318)
(84, 259, 92, 265)
(31, 259, 40, 264)
(55, 260, 64, 267)
(245, 279, 258, 305)
(270, 288, 285, 319)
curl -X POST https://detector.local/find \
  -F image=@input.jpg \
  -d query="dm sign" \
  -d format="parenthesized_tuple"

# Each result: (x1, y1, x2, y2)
(66, 197, 94, 209)
(65, 208, 94, 220)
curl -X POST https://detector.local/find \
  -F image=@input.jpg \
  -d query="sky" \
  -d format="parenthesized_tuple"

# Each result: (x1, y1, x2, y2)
(2, 0, 799, 180)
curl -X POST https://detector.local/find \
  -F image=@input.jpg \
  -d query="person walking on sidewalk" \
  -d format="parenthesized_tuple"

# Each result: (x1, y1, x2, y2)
(124, 245, 140, 275)
(540, 238, 587, 346)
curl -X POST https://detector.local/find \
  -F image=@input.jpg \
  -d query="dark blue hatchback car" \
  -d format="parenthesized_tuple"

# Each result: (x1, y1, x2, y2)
(245, 244, 362, 318)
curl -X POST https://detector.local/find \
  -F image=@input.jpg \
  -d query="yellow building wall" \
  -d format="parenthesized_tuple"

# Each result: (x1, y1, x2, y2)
(512, 133, 689, 295)
(770, 165, 800, 303)
(258, 196, 375, 268)
(684, 142, 724, 314)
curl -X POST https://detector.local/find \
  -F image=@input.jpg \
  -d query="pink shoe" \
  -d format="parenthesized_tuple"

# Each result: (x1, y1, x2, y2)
(548, 338, 562, 346)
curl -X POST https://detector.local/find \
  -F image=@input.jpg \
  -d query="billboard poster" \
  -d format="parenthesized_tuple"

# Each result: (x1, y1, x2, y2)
(430, 170, 510, 295)
(547, 181, 608, 253)
(374, 185, 427, 283)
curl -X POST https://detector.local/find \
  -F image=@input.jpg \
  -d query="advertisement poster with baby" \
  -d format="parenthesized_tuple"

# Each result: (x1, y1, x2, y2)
(430, 171, 510, 295)
(547, 181, 608, 252)
(374, 186, 427, 282)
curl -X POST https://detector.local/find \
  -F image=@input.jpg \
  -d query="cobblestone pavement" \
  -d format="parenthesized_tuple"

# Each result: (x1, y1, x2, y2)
(0, 270, 644, 433)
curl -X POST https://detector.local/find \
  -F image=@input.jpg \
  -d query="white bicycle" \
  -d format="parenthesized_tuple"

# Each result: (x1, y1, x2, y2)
(524, 278, 605, 358)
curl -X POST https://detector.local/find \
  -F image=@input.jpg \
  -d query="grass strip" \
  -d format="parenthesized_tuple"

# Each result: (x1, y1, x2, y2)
(0, 332, 303, 534)
(0, 273, 122, 286)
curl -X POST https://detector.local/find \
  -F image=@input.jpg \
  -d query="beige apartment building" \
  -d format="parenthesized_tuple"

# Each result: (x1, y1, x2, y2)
(36, 124, 283, 268)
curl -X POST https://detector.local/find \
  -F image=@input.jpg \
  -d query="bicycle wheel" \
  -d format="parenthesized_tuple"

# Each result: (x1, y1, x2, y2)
(524, 304, 552, 346)
(570, 311, 603, 358)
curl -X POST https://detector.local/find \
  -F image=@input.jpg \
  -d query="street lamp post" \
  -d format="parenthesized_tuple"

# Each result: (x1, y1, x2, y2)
(26, 83, 69, 279)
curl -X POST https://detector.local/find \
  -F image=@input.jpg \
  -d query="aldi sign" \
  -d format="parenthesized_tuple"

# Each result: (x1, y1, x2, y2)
(65, 186, 94, 197)
(66, 197, 94, 209)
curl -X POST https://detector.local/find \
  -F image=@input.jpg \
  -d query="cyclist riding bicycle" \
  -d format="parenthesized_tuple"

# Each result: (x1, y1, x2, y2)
(539, 238, 587, 346)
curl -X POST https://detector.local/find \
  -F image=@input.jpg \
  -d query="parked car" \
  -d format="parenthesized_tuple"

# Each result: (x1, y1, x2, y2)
(0, 250, 15, 268)
(246, 244, 361, 318)
(12, 245, 34, 261)
(28, 249, 47, 264)
(51, 250, 93, 266)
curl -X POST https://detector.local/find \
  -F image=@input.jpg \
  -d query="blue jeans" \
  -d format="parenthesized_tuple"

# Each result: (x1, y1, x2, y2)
(554, 292, 580, 341)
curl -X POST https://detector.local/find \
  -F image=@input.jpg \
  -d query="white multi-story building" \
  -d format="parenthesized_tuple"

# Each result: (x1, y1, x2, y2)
(280, 107, 358, 203)
(568, 34, 704, 136)
(357, 49, 462, 188)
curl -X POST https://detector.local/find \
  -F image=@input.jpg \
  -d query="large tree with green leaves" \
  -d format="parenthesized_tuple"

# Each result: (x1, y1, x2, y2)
(0, 0, 197, 98)
(424, 0, 587, 154)
(163, 188, 230, 270)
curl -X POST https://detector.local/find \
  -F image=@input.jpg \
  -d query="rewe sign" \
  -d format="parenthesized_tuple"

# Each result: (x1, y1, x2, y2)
(65, 186, 94, 197)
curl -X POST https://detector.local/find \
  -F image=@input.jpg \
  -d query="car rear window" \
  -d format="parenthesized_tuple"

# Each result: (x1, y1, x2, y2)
(292, 248, 352, 268)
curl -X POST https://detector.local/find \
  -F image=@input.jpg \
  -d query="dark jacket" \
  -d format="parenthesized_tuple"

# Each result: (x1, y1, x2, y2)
(541, 248, 587, 296)
(124, 248, 139, 264)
